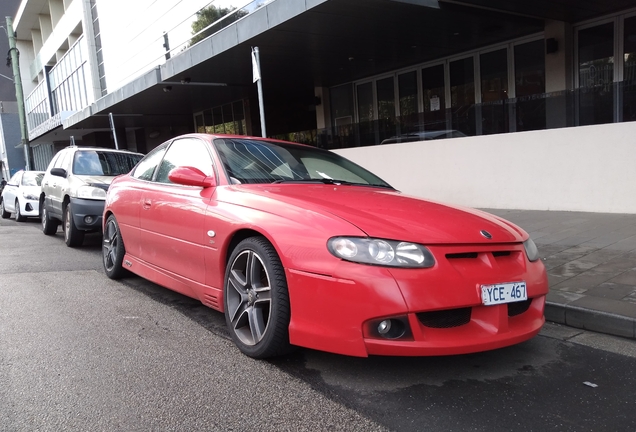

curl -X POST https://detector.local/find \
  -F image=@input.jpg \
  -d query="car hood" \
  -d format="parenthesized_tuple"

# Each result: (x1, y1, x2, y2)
(228, 185, 526, 244)
(76, 175, 116, 186)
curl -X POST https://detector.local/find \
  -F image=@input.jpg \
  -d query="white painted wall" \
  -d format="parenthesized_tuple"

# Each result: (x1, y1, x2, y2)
(333, 122, 636, 214)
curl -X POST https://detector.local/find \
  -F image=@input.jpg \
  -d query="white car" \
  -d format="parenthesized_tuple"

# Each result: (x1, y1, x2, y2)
(40, 146, 143, 247)
(1, 170, 45, 222)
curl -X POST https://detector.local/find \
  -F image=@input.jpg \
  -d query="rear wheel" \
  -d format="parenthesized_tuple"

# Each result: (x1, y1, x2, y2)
(41, 206, 59, 235)
(0, 200, 9, 219)
(103, 215, 127, 279)
(224, 237, 293, 359)
(64, 203, 84, 247)
(15, 199, 26, 222)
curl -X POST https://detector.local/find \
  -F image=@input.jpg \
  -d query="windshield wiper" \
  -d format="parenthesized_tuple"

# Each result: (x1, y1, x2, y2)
(271, 178, 393, 188)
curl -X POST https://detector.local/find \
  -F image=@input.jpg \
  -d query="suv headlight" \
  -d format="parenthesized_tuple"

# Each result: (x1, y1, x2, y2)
(523, 238, 540, 262)
(22, 192, 39, 200)
(76, 185, 107, 200)
(327, 237, 435, 268)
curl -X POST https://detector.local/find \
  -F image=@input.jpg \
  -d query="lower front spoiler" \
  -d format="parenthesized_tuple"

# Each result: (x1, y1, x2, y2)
(364, 297, 546, 356)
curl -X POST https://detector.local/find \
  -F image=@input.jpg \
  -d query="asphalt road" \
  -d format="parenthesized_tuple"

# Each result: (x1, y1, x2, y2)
(1, 217, 635, 431)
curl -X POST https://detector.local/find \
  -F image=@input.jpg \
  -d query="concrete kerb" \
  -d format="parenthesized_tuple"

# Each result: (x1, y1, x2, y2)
(546, 302, 636, 339)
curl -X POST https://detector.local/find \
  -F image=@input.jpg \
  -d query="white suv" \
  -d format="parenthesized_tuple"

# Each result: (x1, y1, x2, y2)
(40, 146, 143, 247)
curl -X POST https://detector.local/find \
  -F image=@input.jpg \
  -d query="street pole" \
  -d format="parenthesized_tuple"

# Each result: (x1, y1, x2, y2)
(6, 16, 31, 170)
(252, 47, 266, 137)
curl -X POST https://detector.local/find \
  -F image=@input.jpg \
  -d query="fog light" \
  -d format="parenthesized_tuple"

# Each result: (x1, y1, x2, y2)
(84, 215, 94, 224)
(378, 320, 392, 335)
(376, 318, 406, 339)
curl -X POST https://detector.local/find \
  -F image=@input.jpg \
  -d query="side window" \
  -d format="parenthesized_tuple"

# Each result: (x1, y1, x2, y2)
(46, 152, 61, 172)
(8, 172, 21, 185)
(131, 145, 168, 181)
(54, 150, 71, 170)
(155, 138, 214, 184)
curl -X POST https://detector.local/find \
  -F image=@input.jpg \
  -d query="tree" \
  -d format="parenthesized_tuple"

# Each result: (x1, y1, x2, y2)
(190, 5, 248, 46)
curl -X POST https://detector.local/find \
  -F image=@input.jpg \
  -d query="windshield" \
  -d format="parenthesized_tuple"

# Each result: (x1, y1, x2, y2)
(214, 138, 392, 188)
(73, 151, 143, 176)
(21, 171, 44, 187)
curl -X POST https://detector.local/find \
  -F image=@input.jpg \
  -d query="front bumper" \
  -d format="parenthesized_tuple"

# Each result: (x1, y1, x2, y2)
(19, 198, 40, 217)
(69, 197, 105, 231)
(286, 242, 549, 357)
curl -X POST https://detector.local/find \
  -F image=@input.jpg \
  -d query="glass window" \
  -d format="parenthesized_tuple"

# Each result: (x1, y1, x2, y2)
(330, 84, 354, 126)
(515, 40, 546, 131)
(72, 151, 142, 176)
(132, 145, 168, 181)
(398, 71, 418, 117)
(376, 77, 395, 120)
(155, 139, 214, 184)
(421, 64, 445, 131)
(623, 16, 636, 122)
(356, 82, 374, 123)
(214, 138, 391, 187)
(480, 48, 508, 134)
(22, 171, 44, 186)
(450, 57, 475, 134)
(578, 22, 614, 125)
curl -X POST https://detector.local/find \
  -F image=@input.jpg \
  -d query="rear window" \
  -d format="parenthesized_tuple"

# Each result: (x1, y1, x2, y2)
(73, 151, 143, 176)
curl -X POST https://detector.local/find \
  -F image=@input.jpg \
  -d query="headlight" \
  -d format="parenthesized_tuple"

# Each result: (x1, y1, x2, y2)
(22, 192, 39, 200)
(523, 238, 540, 262)
(76, 185, 107, 200)
(327, 237, 435, 268)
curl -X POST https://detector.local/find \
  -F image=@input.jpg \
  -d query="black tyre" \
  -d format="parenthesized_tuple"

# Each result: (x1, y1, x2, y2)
(41, 205, 59, 235)
(103, 215, 128, 279)
(0, 199, 9, 219)
(64, 202, 85, 247)
(224, 237, 293, 359)
(15, 200, 26, 222)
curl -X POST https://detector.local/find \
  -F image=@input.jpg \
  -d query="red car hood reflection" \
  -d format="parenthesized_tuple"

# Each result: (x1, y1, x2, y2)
(230, 185, 526, 244)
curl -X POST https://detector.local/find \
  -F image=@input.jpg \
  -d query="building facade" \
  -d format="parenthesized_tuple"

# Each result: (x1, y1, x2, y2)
(10, 0, 636, 212)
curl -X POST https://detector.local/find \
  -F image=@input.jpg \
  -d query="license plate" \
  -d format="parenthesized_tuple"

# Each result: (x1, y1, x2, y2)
(481, 281, 527, 305)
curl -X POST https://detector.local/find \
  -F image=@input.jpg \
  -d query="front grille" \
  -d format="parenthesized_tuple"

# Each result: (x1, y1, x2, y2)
(417, 307, 471, 328)
(446, 252, 478, 259)
(492, 251, 511, 257)
(508, 299, 532, 317)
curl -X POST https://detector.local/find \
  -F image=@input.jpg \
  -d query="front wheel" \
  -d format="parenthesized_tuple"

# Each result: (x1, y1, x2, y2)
(15, 199, 26, 222)
(0, 200, 9, 219)
(64, 203, 84, 247)
(41, 205, 59, 235)
(224, 237, 293, 359)
(103, 215, 128, 279)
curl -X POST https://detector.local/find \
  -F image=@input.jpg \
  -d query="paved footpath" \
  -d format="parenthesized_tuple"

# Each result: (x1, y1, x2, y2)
(486, 209, 636, 340)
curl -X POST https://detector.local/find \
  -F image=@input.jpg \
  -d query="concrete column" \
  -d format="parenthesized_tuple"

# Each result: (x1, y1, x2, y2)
(31, 29, 43, 56)
(544, 20, 573, 129)
(50, 0, 65, 29)
(80, 0, 103, 102)
(545, 20, 573, 92)
(38, 14, 53, 44)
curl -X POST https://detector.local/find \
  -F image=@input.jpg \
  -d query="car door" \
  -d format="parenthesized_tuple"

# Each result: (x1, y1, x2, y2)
(2, 171, 22, 212)
(139, 137, 216, 285)
(42, 149, 71, 220)
(118, 144, 169, 259)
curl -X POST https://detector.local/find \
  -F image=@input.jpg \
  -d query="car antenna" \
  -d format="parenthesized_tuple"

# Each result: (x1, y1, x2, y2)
(70, 135, 76, 147)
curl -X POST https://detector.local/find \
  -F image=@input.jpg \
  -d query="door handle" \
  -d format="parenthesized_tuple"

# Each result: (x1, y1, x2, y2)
(142, 199, 152, 209)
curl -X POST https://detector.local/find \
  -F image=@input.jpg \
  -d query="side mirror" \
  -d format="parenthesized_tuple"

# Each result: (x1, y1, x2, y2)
(50, 168, 67, 178)
(168, 166, 216, 188)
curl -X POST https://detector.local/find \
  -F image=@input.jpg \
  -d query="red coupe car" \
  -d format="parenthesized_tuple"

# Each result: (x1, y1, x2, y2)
(103, 134, 548, 358)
